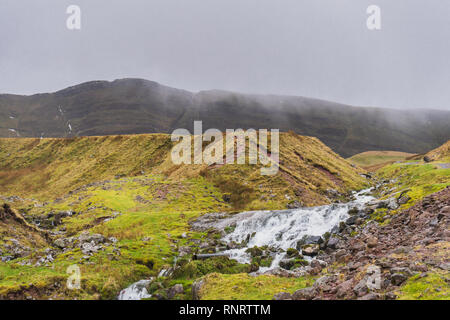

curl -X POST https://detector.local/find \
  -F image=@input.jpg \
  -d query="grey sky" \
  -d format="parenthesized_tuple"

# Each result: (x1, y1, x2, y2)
(0, 0, 449, 110)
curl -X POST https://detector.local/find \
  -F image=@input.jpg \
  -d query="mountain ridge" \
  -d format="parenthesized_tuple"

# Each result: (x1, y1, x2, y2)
(1, 78, 449, 157)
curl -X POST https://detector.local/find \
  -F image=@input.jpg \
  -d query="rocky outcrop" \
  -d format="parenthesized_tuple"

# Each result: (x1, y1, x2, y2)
(274, 186, 450, 300)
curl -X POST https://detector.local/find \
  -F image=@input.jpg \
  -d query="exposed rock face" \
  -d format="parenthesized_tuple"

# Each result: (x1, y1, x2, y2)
(192, 280, 205, 300)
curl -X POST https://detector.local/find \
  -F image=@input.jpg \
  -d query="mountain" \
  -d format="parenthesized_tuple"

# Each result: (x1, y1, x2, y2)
(1, 78, 449, 157)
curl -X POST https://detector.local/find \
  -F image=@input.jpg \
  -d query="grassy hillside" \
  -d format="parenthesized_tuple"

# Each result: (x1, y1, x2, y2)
(424, 140, 450, 162)
(0, 132, 367, 208)
(374, 140, 450, 213)
(1, 78, 450, 157)
(348, 151, 415, 171)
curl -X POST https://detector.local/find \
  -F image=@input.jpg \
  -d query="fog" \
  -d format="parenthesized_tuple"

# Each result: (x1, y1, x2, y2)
(0, 0, 449, 110)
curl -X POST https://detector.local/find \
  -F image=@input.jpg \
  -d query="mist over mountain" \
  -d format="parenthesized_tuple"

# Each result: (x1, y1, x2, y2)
(1, 78, 449, 157)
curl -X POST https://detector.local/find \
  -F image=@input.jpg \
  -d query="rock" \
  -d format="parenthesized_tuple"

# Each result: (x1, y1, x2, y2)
(326, 189, 340, 198)
(54, 238, 67, 249)
(109, 237, 118, 243)
(78, 232, 105, 245)
(279, 259, 295, 270)
(296, 235, 323, 249)
(336, 280, 354, 299)
(385, 292, 398, 300)
(287, 201, 302, 209)
(393, 246, 412, 254)
(429, 217, 439, 227)
(285, 248, 301, 258)
(398, 195, 411, 205)
(313, 275, 334, 292)
(439, 263, 450, 271)
(273, 292, 292, 300)
(335, 249, 347, 259)
(292, 287, 317, 300)
(377, 198, 399, 210)
(192, 280, 204, 300)
(262, 268, 306, 278)
(302, 245, 320, 257)
(326, 236, 340, 249)
(366, 236, 378, 248)
(390, 273, 408, 286)
(168, 284, 184, 299)
(310, 259, 326, 270)
(178, 246, 192, 257)
(348, 207, 359, 216)
(353, 279, 369, 297)
(345, 216, 358, 226)
(246, 246, 264, 257)
(387, 198, 399, 210)
(423, 156, 431, 163)
(358, 293, 380, 300)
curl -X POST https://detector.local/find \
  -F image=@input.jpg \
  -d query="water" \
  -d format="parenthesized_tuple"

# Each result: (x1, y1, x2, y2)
(117, 279, 153, 300)
(222, 188, 374, 271)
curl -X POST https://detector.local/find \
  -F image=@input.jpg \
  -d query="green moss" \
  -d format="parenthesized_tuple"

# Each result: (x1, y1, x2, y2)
(376, 162, 450, 209)
(397, 272, 450, 300)
(198, 273, 314, 300)
(172, 257, 252, 280)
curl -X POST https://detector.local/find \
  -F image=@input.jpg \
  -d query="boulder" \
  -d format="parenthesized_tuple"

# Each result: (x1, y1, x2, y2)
(366, 236, 378, 248)
(390, 273, 408, 286)
(302, 245, 320, 257)
(353, 279, 369, 297)
(273, 292, 292, 300)
(168, 284, 184, 299)
(336, 280, 354, 299)
(292, 287, 317, 300)
(326, 236, 340, 250)
(191, 280, 204, 300)
(296, 235, 323, 249)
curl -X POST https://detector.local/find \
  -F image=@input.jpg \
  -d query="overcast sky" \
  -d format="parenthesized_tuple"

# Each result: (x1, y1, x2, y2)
(0, 0, 449, 110)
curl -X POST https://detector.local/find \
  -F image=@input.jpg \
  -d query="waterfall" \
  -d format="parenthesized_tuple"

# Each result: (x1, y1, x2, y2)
(222, 189, 374, 270)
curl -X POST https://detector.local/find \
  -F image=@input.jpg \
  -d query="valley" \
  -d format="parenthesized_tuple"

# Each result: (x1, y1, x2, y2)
(0, 133, 448, 300)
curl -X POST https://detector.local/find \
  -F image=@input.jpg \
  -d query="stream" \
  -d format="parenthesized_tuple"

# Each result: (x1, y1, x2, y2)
(221, 188, 375, 271)
(118, 188, 375, 299)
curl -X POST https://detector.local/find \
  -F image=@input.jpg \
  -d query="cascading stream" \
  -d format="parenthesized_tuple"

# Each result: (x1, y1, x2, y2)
(222, 189, 375, 271)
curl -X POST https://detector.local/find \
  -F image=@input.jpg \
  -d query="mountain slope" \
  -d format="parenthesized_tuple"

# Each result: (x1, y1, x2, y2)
(0, 132, 368, 209)
(1, 79, 449, 157)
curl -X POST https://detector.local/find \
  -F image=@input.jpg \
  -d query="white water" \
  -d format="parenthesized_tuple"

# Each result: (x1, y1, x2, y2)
(117, 279, 153, 300)
(222, 189, 374, 271)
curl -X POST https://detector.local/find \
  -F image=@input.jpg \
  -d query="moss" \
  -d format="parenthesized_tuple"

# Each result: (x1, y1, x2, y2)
(376, 162, 450, 209)
(246, 246, 264, 257)
(198, 273, 314, 300)
(397, 272, 450, 300)
(172, 257, 252, 280)
(286, 248, 300, 257)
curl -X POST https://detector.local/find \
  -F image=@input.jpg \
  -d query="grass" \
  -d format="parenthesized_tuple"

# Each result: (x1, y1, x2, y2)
(0, 132, 368, 299)
(397, 272, 450, 300)
(0, 173, 227, 299)
(376, 162, 450, 209)
(0, 133, 368, 209)
(348, 150, 415, 171)
(197, 273, 314, 300)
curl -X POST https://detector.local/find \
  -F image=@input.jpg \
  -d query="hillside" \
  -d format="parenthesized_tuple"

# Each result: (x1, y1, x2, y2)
(0, 132, 370, 299)
(1, 79, 450, 157)
(348, 151, 415, 171)
(424, 140, 450, 162)
(0, 136, 448, 301)
(0, 132, 367, 208)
